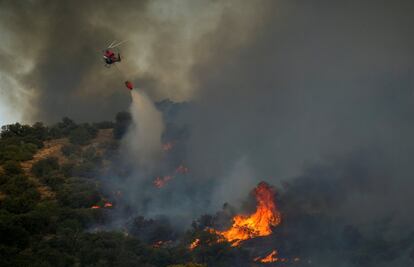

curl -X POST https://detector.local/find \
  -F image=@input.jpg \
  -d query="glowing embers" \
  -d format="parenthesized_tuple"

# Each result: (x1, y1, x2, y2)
(254, 250, 279, 263)
(175, 164, 189, 174)
(104, 202, 113, 208)
(162, 142, 174, 152)
(153, 240, 172, 248)
(189, 238, 200, 250)
(153, 175, 173, 188)
(153, 164, 189, 189)
(215, 182, 281, 246)
(90, 202, 114, 209)
(254, 250, 300, 264)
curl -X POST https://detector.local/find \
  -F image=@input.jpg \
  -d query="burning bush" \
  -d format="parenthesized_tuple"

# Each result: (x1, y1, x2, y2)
(213, 182, 281, 246)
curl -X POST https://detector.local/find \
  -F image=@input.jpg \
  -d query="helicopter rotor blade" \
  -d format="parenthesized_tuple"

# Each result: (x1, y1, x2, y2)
(108, 40, 128, 49)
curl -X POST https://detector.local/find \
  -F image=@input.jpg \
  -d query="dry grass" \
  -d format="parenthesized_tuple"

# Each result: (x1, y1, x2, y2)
(20, 138, 69, 199)
(17, 129, 114, 199)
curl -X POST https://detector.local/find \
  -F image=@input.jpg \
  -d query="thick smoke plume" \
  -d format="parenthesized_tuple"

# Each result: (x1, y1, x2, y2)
(102, 0, 414, 227)
(0, 0, 265, 124)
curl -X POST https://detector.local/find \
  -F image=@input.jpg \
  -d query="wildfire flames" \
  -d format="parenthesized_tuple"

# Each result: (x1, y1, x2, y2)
(254, 250, 300, 264)
(153, 175, 173, 188)
(175, 164, 189, 174)
(189, 238, 200, 250)
(162, 142, 174, 152)
(254, 250, 279, 263)
(153, 165, 189, 189)
(153, 240, 172, 248)
(215, 182, 281, 246)
(90, 202, 113, 209)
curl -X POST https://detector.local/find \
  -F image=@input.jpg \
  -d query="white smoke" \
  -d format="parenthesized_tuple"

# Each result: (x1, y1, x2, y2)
(123, 90, 165, 170)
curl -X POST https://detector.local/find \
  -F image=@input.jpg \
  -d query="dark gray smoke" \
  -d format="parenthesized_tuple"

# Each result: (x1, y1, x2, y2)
(182, 1, 414, 264)
(186, 0, 414, 210)
(0, 0, 265, 124)
(96, 0, 414, 230)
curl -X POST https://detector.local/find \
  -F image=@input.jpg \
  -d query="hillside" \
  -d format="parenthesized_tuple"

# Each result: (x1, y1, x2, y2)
(20, 138, 68, 199)
(0, 117, 223, 267)
(1, 114, 413, 267)
(18, 129, 114, 200)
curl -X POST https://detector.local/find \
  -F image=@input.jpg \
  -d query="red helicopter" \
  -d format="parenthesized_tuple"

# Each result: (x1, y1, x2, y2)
(102, 40, 133, 91)
(103, 49, 121, 65)
(102, 40, 126, 67)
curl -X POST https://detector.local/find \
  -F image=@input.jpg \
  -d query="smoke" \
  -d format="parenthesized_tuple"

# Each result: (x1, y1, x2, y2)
(210, 157, 258, 212)
(271, 150, 414, 266)
(123, 90, 164, 170)
(186, 0, 414, 204)
(2, 0, 414, 263)
(0, 0, 271, 225)
(0, 0, 266, 124)
(108, 0, 414, 231)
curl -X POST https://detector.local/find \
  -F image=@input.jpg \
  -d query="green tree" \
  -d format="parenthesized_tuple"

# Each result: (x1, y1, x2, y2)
(61, 144, 81, 157)
(0, 143, 38, 162)
(3, 161, 23, 175)
(31, 157, 60, 178)
(69, 128, 93, 145)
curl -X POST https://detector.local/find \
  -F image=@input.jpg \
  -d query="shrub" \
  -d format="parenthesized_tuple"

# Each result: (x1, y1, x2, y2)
(81, 147, 102, 165)
(32, 157, 60, 178)
(1, 191, 39, 214)
(69, 128, 93, 145)
(40, 173, 65, 190)
(2, 175, 36, 195)
(60, 163, 74, 178)
(61, 144, 81, 157)
(56, 179, 101, 209)
(71, 162, 96, 178)
(3, 161, 23, 176)
(0, 143, 38, 162)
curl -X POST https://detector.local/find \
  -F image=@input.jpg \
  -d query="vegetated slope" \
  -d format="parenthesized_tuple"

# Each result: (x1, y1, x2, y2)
(17, 129, 114, 200)
(0, 117, 214, 267)
(20, 138, 68, 199)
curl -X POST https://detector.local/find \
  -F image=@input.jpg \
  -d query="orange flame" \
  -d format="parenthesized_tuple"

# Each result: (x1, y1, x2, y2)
(175, 165, 189, 174)
(153, 241, 164, 248)
(189, 238, 200, 250)
(254, 250, 299, 264)
(254, 250, 279, 263)
(153, 175, 173, 188)
(153, 240, 172, 248)
(215, 182, 281, 246)
(162, 142, 174, 152)
(104, 202, 113, 208)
